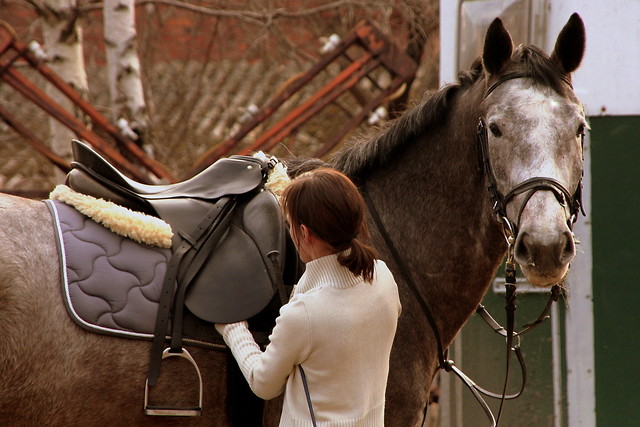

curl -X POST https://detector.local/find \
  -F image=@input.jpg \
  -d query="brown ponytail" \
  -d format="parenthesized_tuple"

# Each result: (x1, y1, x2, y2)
(281, 168, 377, 282)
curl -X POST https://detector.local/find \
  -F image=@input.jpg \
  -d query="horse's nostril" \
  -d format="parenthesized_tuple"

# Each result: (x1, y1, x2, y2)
(560, 231, 576, 262)
(515, 230, 576, 270)
(515, 232, 531, 264)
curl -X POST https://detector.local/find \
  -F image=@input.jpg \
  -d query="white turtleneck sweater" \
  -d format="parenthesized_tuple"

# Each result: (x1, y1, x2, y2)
(217, 253, 401, 426)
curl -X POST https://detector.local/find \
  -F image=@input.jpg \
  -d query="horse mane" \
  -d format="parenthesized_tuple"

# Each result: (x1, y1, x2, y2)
(322, 45, 569, 180)
(329, 61, 483, 179)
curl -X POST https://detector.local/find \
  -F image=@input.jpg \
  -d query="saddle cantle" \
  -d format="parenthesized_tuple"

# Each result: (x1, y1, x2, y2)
(65, 140, 302, 414)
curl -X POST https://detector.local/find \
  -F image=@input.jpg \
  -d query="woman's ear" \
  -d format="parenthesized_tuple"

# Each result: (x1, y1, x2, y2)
(300, 224, 312, 243)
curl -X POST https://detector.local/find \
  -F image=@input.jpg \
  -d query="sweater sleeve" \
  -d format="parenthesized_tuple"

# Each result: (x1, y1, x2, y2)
(218, 298, 312, 400)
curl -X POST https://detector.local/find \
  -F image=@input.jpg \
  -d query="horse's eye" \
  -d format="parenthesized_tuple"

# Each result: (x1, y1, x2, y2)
(489, 123, 502, 137)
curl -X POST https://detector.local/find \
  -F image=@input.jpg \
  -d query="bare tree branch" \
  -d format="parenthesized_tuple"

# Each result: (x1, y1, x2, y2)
(76, 0, 381, 25)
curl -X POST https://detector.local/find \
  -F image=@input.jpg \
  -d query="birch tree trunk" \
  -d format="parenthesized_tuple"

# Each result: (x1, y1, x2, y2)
(38, 0, 88, 183)
(104, 0, 149, 142)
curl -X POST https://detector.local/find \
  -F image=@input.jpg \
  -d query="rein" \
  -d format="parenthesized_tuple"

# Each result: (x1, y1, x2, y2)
(363, 183, 560, 427)
(360, 72, 583, 427)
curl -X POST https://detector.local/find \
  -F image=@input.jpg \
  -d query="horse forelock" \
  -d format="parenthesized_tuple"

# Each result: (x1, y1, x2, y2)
(506, 45, 572, 96)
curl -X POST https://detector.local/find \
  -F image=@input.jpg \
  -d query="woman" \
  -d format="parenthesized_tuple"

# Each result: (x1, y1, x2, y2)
(216, 168, 401, 426)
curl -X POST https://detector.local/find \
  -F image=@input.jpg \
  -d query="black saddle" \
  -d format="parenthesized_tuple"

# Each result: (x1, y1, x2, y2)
(66, 140, 302, 405)
(68, 139, 269, 234)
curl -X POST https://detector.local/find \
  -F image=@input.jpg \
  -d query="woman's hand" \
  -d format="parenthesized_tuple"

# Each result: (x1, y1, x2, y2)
(215, 320, 248, 337)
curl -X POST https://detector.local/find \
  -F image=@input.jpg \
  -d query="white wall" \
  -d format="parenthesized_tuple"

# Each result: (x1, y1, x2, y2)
(547, 1, 640, 116)
(439, 0, 459, 86)
(441, 0, 640, 116)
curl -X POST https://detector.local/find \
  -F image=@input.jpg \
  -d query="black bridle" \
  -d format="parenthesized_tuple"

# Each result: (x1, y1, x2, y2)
(478, 72, 585, 241)
(362, 73, 585, 427)
(477, 119, 584, 241)
(474, 73, 585, 424)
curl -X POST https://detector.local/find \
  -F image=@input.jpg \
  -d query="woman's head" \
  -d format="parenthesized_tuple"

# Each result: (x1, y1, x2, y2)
(281, 168, 377, 282)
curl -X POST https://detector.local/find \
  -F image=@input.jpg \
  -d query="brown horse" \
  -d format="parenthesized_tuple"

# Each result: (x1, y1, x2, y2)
(0, 15, 585, 426)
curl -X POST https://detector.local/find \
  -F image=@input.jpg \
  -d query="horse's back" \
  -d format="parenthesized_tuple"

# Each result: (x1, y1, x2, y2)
(0, 193, 239, 425)
(0, 194, 58, 327)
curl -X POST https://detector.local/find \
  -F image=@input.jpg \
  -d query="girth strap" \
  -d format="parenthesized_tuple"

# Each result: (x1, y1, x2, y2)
(169, 198, 238, 353)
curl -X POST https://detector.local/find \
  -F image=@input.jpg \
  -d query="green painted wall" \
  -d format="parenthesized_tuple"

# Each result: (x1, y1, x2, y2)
(590, 115, 640, 426)
(453, 288, 563, 426)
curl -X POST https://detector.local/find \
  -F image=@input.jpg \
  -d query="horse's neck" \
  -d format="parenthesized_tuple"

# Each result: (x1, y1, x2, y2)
(367, 102, 506, 348)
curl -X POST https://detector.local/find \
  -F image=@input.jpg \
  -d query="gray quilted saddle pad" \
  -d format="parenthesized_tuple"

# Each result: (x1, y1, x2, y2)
(46, 199, 176, 341)
(44, 198, 257, 349)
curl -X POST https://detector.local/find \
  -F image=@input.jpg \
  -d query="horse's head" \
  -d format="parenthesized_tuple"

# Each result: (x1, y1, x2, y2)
(478, 14, 586, 287)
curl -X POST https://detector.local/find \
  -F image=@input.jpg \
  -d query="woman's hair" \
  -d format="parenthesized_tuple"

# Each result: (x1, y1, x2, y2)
(281, 167, 377, 282)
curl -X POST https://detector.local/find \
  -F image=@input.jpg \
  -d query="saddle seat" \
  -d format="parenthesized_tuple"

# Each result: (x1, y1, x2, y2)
(67, 139, 268, 234)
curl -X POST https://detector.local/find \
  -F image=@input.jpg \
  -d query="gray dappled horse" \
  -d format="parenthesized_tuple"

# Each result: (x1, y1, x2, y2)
(0, 15, 585, 426)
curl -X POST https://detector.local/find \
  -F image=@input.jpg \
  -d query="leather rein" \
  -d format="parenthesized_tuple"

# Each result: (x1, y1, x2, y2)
(362, 72, 585, 427)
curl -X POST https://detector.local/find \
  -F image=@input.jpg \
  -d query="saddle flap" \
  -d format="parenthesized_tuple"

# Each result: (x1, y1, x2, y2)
(184, 190, 287, 323)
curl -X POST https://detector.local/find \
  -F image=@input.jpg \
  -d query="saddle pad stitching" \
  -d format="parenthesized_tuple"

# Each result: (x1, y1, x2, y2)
(46, 199, 158, 341)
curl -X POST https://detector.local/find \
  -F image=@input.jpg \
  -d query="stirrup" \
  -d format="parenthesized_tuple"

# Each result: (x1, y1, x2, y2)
(144, 348, 203, 416)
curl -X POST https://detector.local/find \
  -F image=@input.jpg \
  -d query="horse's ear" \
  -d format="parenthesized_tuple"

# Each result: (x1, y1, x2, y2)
(482, 18, 513, 75)
(551, 13, 586, 74)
